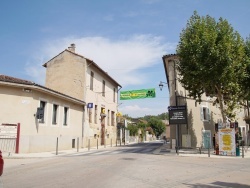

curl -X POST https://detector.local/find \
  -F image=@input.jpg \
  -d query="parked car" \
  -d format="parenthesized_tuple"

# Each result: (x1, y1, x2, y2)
(0, 150, 4, 176)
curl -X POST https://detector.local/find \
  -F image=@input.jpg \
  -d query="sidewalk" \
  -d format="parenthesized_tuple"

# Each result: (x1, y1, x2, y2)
(154, 143, 250, 159)
(3, 142, 250, 159)
(2, 140, 145, 159)
(3, 144, 118, 159)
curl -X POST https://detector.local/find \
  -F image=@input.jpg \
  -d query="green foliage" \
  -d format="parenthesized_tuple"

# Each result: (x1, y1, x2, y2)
(177, 11, 248, 121)
(126, 123, 138, 136)
(242, 35, 250, 100)
(147, 117, 166, 137)
(141, 113, 169, 121)
(123, 114, 132, 120)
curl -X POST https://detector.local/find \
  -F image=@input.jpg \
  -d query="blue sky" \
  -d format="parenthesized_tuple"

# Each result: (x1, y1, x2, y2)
(1, 0, 250, 118)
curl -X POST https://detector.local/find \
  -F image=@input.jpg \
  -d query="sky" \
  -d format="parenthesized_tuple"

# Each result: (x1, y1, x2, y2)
(1, 0, 250, 118)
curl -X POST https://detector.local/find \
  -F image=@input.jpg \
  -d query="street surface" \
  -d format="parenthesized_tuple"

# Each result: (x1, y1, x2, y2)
(2, 141, 250, 188)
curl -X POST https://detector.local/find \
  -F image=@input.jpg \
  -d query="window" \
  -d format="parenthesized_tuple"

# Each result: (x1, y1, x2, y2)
(113, 88, 116, 102)
(52, 104, 58, 124)
(39, 101, 46, 123)
(200, 106, 210, 121)
(90, 71, 94, 91)
(107, 110, 110, 126)
(94, 105, 97, 124)
(102, 80, 105, 97)
(111, 111, 115, 126)
(63, 107, 68, 125)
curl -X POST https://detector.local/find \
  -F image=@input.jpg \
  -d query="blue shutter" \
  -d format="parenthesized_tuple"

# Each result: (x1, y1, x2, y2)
(200, 107, 204, 121)
(207, 108, 211, 121)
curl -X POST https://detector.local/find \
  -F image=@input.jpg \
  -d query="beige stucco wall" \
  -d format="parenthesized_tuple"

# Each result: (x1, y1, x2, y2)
(81, 62, 118, 148)
(0, 84, 84, 153)
(45, 51, 86, 101)
(44, 50, 119, 149)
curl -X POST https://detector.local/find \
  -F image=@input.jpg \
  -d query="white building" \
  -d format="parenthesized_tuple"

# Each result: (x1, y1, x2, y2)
(0, 75, 85, 153)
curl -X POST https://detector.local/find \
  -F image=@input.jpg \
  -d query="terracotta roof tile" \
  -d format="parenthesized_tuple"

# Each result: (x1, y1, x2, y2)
(0, 75, 34, 85)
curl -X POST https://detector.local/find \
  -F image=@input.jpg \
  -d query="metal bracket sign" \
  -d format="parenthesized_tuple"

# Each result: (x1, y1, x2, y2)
(168, 105, 187, 124)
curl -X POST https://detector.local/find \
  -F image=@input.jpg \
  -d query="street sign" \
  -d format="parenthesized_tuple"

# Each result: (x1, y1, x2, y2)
(87, 103, 93, 108)
(168, 105, 187, 124)
(168, 105, 186, 111)
(120, 88, 156, 100)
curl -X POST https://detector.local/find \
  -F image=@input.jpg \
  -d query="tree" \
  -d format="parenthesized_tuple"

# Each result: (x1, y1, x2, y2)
(241, 35, 250, 119)
(137, 121, 148, 140)
(242, 36, 250, 99)
(147, 117, 166, 137)
(126, 123, 138, 136)
(177, 11, 247, 122)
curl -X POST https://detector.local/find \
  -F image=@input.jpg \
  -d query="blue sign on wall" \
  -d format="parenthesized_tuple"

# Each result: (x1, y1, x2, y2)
(87, 103, 93, 108)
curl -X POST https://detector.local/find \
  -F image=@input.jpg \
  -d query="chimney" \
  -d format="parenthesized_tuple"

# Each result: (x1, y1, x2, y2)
(68, 43, 76, 53)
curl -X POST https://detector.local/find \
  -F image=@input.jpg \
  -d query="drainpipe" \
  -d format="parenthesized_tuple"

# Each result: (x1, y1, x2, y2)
(174, 60, 179, 155)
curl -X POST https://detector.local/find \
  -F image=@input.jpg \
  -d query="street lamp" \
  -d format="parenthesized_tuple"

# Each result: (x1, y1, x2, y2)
(159, 81, 167, 91)
(159, 80, 180, 155)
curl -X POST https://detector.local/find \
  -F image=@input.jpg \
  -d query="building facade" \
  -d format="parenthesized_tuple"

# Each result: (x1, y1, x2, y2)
(162, 54, 248, 149)
(0, 75, 85, 153)
(43, 44, 122, 148)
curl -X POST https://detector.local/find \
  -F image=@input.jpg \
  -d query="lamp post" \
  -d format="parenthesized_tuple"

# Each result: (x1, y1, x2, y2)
(159, 80, 179, 154)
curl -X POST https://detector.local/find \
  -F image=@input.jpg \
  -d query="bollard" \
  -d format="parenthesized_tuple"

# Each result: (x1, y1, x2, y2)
(120, 139, 121, 146)
(88, 139, 90, 151)
(208, 146, 210, 157)
(111, 139, 112, 147)
(208, 141, 210, 157)
(77, 137, 79, 152)
(97, 139, 98, 149)
(116, 139, 117, 147)
(56, 137, 58, 155)
(242, 143, 244, 158)
(104, 139, 106, 148)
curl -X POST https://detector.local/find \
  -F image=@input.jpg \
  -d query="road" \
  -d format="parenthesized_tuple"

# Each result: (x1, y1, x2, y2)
(2, 141, 250, 188)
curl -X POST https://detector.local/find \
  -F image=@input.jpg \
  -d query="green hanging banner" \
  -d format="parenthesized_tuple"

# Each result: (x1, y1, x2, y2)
(120, 88, 156, 100)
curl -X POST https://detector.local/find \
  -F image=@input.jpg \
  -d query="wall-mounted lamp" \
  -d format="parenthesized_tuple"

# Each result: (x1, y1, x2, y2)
(23, 88, 32, 93)
(159, 81, 167, 91)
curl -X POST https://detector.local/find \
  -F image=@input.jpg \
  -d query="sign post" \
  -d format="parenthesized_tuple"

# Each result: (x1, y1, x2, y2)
(168, 105, 187, 153)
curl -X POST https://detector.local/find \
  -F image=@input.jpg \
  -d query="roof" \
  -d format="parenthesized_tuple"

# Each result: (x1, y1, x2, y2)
(0, 75, 86, 105)
(43, 49, 122, 88)
(162, 54, 178, 89)
(0, 75, 34, 85)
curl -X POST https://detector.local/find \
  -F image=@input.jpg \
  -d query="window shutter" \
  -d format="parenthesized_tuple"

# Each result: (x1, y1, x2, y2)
(200, 107, 204, 121)
(207, 108, 211, 121)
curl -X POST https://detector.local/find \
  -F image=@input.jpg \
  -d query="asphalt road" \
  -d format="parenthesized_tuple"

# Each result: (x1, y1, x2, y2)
(2, 141, 250, 188)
